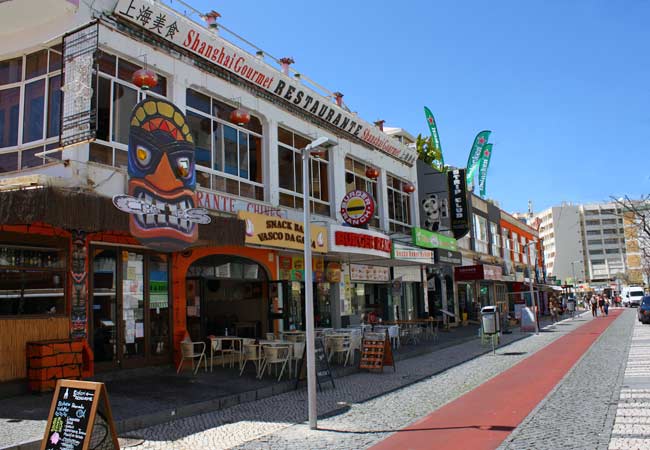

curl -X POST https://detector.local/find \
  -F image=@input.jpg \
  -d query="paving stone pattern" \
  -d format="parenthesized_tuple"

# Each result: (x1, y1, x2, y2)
(123, 314, 592, 450)
(499, 309, 634, 450)
(609, 313, 650, 450)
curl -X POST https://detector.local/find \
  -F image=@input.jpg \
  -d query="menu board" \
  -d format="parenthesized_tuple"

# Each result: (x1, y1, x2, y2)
(294, 337, 335, 391)
(41, 380, 118, 450)
(359, 331, 395, 372)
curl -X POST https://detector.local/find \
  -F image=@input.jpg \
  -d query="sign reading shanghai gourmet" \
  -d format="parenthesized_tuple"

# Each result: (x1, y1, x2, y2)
(114, 0, 417, 166)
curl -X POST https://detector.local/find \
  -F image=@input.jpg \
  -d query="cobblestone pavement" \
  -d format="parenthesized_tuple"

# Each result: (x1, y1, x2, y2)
(609, 312, 650, 450)
(119, 313, 594, 450)
(498, 308, 633, 450)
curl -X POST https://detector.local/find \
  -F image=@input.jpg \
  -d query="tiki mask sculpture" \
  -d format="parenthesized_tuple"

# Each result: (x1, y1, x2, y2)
(113, 99, 210, 252)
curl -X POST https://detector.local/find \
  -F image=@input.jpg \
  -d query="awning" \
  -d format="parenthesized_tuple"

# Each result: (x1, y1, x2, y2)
(0, 186, 245, 247)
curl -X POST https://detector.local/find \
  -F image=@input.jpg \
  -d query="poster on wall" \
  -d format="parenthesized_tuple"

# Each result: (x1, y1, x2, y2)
(113, 99, 211, 252)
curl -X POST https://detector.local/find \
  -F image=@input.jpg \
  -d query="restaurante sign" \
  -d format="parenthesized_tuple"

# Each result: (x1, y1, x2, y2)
(114, 0, 417, 166)
(238, 211, 327, 253)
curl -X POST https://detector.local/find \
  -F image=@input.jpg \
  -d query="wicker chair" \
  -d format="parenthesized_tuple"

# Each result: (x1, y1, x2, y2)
(176, 340, 207, 375)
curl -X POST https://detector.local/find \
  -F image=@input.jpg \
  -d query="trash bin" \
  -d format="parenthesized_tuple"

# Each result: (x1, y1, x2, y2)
(481, 305, 500, 335)
(567, 299, 576, 312)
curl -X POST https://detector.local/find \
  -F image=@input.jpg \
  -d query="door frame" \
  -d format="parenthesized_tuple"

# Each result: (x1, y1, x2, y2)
(89, 245, 173, 371)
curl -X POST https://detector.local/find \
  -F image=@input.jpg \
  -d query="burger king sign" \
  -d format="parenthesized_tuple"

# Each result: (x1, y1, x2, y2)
(340, 190, 375, 227)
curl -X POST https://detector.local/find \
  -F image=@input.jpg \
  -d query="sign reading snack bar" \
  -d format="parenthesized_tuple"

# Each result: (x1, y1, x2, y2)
(114, 0, 416, 166)
(328, 225, 391, 258)
(239, 211, 327, 252)
(340, 190, 375, 227)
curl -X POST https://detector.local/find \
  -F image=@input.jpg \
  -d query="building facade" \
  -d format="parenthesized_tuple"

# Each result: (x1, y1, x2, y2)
(0, 0, 426, 383)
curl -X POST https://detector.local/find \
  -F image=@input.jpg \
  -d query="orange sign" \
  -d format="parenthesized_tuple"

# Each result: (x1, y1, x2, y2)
(238, 211, 328, 253)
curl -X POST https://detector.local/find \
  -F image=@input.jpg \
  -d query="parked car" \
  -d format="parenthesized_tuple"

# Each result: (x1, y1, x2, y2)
(623, 286, 645, 307)
(638, 296, 650, 323)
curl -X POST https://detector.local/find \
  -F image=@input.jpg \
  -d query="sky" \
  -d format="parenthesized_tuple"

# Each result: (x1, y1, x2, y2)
(186, 0, 650, 213)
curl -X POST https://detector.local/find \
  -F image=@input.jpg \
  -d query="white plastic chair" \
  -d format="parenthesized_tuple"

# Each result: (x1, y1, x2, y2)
(177, 341, 207, 375)
(210, 337, 236, 370)
(265, 332, 277, 341)
(346, 333, 362, 366)
(260, 345, 291, 381)
(327, 336, 351, 365)
(239, 344, 263, 378)
(290, 341, 305, 377)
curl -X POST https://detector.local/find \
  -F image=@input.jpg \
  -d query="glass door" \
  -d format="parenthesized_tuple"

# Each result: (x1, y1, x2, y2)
(121, 251, 145, 365)
(149, 255, 170, 359)
(91, 249, 118, 368)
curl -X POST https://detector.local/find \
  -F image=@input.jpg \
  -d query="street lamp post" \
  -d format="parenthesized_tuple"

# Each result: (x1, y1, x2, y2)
(301, 136, 334, 430)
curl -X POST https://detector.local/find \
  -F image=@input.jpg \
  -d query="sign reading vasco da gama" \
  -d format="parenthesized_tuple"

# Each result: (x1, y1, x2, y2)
(114, 0, 417, 166)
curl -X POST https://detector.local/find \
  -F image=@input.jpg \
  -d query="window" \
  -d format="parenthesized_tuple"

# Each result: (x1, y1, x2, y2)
(605, 248, 619, 254)
(90, 52, 167, 169)
(502, 228, 511, 258)
(584, 210, 600, 216)
(587, 230, 601, 236)
(278, 126, 330, 216)
(512, 232, 520, 262)
(0, 244, 66, 316)
(473, 214, 488, 254)
(589, 249, 603, 255)
(588, 239, 602, 245)
(591, 259, 605, 265)
(604, 238, 618, 244)
(490, 222, 500, 257)
(585, 219, 600, 226)
(386, 174, 412, 233)
(602, 229, 617, 235)
(345, 156, 379, 228)
(186, 89, 263, 200)
(602, 218, 617, 225)
(0, 46, 62, 172)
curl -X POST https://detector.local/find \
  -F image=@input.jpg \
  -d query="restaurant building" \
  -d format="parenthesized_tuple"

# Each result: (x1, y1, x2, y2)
(0, 0, 420, 384)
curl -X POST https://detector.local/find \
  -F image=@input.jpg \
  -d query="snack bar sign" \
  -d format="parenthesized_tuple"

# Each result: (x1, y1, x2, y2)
(115, 0, 417, 166)
(238, 211, 327, 253)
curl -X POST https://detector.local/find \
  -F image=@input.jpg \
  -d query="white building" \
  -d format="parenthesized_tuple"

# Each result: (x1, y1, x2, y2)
(533, 202, 626, 286)
(534, 204, 583, 284)
(0, 0, 427, 381)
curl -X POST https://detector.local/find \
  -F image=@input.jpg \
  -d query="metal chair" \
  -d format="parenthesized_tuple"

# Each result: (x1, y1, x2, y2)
(177, 341, 207, 375)
(260, 345, 291, 381)
(239, 344, 263, 378)
(209, 337, 236, 370)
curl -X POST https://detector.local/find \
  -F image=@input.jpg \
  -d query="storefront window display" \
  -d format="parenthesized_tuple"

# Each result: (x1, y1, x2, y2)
(457, 282, 476, 322)
(0, 243, 66, 316)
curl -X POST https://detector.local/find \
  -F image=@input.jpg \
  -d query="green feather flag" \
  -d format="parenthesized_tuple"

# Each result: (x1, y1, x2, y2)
(424, 106, 444, 168)
(478, 143, 493, 198)
(466, 130, 491, 187)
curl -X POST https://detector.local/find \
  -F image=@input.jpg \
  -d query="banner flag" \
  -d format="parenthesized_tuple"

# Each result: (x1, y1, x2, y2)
(478, 143, 493, 198)
(424, 106, 444, 168)
(465, 130, 491, 187)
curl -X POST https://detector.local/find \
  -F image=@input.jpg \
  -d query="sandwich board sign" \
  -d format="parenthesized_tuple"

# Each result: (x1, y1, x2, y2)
(41, 379, 119, 450)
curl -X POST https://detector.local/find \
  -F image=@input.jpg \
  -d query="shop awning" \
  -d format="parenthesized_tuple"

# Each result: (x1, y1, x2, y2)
(0, 186, 245, 247)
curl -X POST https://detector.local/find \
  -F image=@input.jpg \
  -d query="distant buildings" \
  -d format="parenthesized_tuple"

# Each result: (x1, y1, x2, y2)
(533, 202, 631, 289)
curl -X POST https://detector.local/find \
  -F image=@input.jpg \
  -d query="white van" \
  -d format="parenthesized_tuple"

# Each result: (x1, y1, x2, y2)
(623, 286, 645, 307)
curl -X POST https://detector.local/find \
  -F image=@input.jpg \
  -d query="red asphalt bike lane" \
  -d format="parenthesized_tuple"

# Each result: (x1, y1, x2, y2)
(371, 310, 622, 450)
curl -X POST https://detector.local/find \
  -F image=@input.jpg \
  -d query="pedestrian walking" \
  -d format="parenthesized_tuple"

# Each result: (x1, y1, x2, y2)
(590, 295, 598, 317)
(598, 296, 605, 315)
(604, 298, 609, 316)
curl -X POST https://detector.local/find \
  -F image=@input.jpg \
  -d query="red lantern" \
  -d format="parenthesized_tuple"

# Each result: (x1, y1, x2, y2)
(365, 167, 379, 179)
(229, 108, 251, 126)
(132, 68, 158, 90)
(403, 182, 416, 193)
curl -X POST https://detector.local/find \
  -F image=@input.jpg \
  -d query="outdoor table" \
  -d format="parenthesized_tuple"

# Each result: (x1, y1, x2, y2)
(209, 336, 243, 370)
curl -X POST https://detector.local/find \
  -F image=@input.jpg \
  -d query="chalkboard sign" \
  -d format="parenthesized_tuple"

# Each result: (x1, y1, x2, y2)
(41, 380, 119, 450)
(295, 337, 335, 391)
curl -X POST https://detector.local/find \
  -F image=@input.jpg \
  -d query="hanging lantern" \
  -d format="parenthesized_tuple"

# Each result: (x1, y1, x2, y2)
(365, 167, 379, 179)
(402, 182, 416, 193)
(229, 107, 251, 126)
(132, 68, 158, 90)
